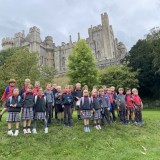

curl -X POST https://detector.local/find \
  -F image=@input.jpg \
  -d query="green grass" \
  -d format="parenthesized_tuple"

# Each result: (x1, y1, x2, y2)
(0, 110, 160, 160)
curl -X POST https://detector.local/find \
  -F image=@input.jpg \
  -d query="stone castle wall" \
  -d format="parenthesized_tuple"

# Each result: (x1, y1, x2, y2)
(1, 13, 127, 75)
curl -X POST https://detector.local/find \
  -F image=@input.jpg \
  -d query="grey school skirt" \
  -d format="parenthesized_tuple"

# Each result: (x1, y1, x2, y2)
(34, 112, 46, 120)
(6, 112, 20, 122)
(93, 109, 102, 120)
(22, 108, 34, 120)
(81, 110, 92, 119)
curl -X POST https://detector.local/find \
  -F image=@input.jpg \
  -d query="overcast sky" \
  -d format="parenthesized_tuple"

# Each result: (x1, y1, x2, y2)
(0, 0, 160, 50)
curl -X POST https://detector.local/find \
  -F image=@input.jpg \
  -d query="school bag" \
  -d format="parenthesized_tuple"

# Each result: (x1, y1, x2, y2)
(6, 86, 16, 96)
(34, 95, 46, 104)
(9, 96, 21, 104)
(65, 94, 72, 105)
(81, 97, 93, 106)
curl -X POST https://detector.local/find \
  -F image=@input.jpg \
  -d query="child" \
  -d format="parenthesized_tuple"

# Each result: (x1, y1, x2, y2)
(55, 86, 63, 123)
(6, 88, 22, 136)
(20, 79, 31, 96)
(132, 88, 143, 125)
(80, 90, 93, 132)
(52, 84, 57, 119)
(108, 88, 116, 122)
(32, 88, 48, 134)
(69, 85, 75, 119)
(33, 81, 40, 95)
(125, 88, 134, 123)
(22, 84, 35, 134)
(44, 83, 54, 125)
(73, 83, 83, 120)
(99, 89, 111, 126)
(116, 88, 126, 125)
(0, 79, 16, 121)
(62, 85, 73, 127)
(92, 89, 102, 130)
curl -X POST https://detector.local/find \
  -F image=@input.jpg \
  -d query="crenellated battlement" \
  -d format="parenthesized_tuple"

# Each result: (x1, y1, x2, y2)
(2, 37, 14, 46)
(29, 26, 40, 33)
(14, 32, 25, 38)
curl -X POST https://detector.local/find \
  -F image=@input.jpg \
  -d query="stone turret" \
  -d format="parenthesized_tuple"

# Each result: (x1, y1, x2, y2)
(44, 36, 53, 48)
(2, 38, 14, 49)
(14, 32, 25, 47)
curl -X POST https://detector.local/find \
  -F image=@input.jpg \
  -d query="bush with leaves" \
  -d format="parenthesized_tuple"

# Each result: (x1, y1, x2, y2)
(67, 39, 98, 89)
(99, 65, 139, 91)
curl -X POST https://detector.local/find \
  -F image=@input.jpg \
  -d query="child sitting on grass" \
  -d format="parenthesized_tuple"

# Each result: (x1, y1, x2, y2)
(6, 87, 22, 136)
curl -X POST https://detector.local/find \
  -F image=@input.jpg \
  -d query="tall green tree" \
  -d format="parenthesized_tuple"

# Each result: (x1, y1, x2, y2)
(99, 65, 139, 90)
(0, 47, 18, 66)
(67, 39, 98, 89)
(127, 39, 160, 98)
(0, 48, 56, 95)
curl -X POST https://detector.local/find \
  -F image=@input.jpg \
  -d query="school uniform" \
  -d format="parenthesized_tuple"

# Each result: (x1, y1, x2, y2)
(109, 93, 117, 122)
(44, 90, 54, 124)
(80, 96, 93, 119)
(6, 96, 22, 122)
(33, 95, 47, 129)
(52, 88, 57, 119)
(125, 94, 134, 112)
(73, 89, 83, 110)
(132, 95, 143, 123)
(116, 94, 126, 124)
(92, 96, 102, 120)
(55, 92, 63, 113)
(99, 96, 111, 125)
(62, 92, 73, 126)
(21, 92, 34, 120)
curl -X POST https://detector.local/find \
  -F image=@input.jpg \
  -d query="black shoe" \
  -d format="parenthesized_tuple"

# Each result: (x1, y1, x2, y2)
(0, 114, 2, 121)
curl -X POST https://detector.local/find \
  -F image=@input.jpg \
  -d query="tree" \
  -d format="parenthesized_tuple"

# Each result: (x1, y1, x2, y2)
(0, 47, 18, 66)
(67, 39, 98, 89)
(127, 39, 160, 98)
(99, 65, 139, 90)
(0, 48, 56, 95)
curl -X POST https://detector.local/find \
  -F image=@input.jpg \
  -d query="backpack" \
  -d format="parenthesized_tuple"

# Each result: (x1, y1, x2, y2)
(34, 95, 46, 104)
(9, 96, 21, 104)
(6, 86, 16, 96)
(81, 97, 93, 106)
(65, 95, 72, 105)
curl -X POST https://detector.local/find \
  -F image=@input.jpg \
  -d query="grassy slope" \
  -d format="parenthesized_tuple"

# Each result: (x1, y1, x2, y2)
(53, 76, 69, 88)
(0, 110, 160, 160)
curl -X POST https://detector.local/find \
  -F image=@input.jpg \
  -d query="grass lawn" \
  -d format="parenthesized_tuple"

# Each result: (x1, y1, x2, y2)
(0, 109, 160, 160)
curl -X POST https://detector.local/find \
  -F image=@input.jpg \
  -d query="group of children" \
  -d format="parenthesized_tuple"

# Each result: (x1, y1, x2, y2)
(0, 79, 143, 136)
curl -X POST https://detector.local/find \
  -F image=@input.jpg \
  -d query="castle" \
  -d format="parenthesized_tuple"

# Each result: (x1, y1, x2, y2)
(1, 13, 127, 75)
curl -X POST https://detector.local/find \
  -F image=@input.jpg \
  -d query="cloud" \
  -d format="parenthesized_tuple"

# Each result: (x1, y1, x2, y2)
(0, 0, 160, 50)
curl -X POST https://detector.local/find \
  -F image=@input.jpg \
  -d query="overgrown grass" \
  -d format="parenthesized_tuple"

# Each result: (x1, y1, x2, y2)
(0, 109, 160, 160)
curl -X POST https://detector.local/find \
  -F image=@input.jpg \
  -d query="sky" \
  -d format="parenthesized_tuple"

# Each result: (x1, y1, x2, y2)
(0, 0, 160, 50)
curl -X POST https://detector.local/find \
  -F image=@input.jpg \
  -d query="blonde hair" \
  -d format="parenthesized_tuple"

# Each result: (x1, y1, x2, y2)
(57, 86, 61, 90)
(132, 88, 138, 93)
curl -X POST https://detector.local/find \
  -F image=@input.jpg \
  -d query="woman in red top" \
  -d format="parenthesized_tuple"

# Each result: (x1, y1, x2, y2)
(0, 79, 16, 121)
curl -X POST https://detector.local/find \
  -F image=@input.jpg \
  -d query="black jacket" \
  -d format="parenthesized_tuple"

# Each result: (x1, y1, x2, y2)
(7, 96, 22, 112)
(80, 97, 93, 110)
(34, 95, 47, 112)
(22, 92, 35, 108)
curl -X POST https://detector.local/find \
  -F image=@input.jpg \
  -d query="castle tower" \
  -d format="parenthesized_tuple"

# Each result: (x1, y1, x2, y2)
(44, 36, 54, 67)
(2, 38, 14, 50)
(13, 32, 25, 48)
(101, 12, 114, 59)
(26, 26, 42, 53)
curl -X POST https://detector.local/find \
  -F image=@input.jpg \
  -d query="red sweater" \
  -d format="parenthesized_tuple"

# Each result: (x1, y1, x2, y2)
(125, 94, 134, 108)
(1, 86, 15, 101)
(132, 95, 142, 106)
